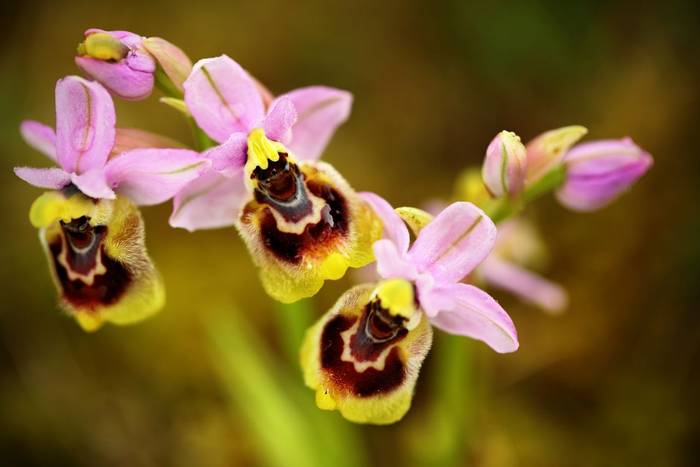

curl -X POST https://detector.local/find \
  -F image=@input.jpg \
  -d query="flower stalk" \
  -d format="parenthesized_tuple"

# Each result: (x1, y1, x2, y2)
(485, 164, 567, 223)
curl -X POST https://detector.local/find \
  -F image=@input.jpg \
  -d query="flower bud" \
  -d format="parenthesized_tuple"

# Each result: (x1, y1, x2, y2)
(142, 37, 193, 94)
(76, 29, 156, 100)
(482, 130, 526, 198)
(75, 29, 192, 101)
(525, 125, 588, 183)
(555, 138, 653, 211)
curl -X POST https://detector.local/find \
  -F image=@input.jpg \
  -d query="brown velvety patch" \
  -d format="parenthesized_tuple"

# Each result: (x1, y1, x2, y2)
(49, 220, 132, 311)
(320, 314, 406, 398)
(60, 217, 106, 275)
(253, 154, 314, 224)
(349, 301, 409, 362)
(257, 178, 349, 264)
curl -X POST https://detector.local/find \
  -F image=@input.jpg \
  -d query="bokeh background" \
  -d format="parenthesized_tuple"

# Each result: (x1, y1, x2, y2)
(1, 1, 699, 466)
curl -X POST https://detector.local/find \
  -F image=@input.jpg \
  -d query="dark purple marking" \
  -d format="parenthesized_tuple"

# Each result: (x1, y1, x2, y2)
(253, 154, 314, 223)
(257, 176, 349, 264)
(349, 301, 409, 362)
(49, 218, 132, 310)
(320, 312, 406, 398)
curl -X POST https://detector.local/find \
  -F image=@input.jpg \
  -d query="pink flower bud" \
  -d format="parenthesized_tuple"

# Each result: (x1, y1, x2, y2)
(482, 131, 526, 198)
(525, 125, 588, 183)
(142, 37, 193, 93)
(555, 138, 653, 211)
(75, 29, 156, 100)
(75, 29, 192, 100)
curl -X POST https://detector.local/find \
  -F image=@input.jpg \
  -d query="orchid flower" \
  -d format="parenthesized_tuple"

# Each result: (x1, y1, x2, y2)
(14, 76, 207, 331)
(301, 195, 518, 424)
(170, 55, 382, 303)
(555, 138, 653, 211)
(75, 28, 192, 100)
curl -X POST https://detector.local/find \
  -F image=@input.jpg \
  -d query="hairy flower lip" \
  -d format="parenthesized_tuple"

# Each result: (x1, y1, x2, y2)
(236, 162, 381, 303)
(33, 193, 164, 331)
(301, 283, 433, 424)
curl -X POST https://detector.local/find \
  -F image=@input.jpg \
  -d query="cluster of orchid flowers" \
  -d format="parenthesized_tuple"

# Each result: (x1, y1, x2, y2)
(15, 29, 653, 424)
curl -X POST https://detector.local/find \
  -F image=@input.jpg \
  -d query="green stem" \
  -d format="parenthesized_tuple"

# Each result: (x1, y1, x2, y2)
(274, 300, 314, 365)
(187, 117, 216, 151)
(485, 165, 567, 223)
(207, 305, 368, 467)
(414, 337, 474, 467)
(153, 66, 216, 150)
(153, 65, 182, 99)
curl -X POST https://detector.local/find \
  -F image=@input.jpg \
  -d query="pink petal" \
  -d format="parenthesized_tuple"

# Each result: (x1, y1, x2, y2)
(272, 86, 352, 161)
(55, 76, 116, 174)
(184, 55, 265, 143)
(70, 169, 116, 199)
(373, 239, 417, 281)
(104, 148, 209, 206)
(169, 170, 247, 231)
(75, 56, 154, 101)
(408, 202, 497, 283)
(263, 97, 297, 144)
(480, 258, 568, 314)
(426, 283, 519, 353)
(415, 278, 454, 317)
(125, 48, 157, 73)
(20, 120, 57, 162)
(563, 138, 642, 166)
(251, 75, 274, 108)
(203, 133, 248, 173)
(359, 192, 410, 254)
(14, 167, 70, 189)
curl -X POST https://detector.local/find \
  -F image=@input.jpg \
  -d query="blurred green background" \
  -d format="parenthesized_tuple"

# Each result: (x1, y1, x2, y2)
(1, 0, 699, 466)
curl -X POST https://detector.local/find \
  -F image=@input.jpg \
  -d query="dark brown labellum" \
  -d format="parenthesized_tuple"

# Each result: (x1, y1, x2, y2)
(319, 300, 410, 397)
(252, 153, 313, 224)
(49, 217, 131, 310)
(256, 178, 350, 264)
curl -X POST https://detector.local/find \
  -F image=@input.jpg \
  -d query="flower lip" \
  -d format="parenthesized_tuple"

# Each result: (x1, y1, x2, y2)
(252, 154, 315, 225)
(254, 177, 349, 264)
(321, 313, 407, 398)
(61, 216, 94, 250)
(50, 213, 131, 309)
(362, 302, 407, 344)
(253, 153, 299, 201)
(301, 283, 433, 424)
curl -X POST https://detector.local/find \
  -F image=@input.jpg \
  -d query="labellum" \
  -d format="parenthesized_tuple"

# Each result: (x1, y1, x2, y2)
(30, 188, 164, 331)
(301, 280, 433, 424)
(237, 130, 382, 303)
